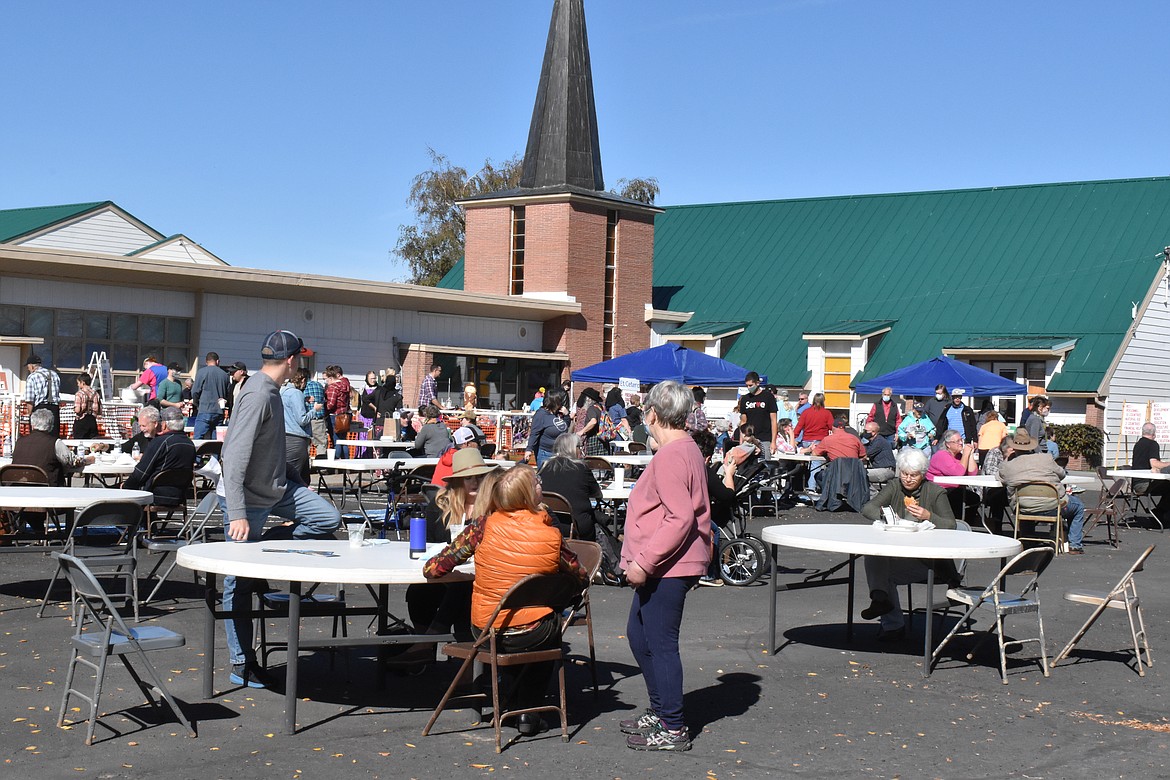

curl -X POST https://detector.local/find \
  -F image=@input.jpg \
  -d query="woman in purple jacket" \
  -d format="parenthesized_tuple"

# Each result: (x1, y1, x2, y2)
(619, 380, 712, 752)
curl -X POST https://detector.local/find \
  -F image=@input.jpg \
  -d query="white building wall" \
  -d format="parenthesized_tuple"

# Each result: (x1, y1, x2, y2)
(198, 294, 544, 383)
(136, 240, 222, 265)
(17, 210, 158, 255)
(0, 276, 194, 317)
(1103, 269, 1170, 462)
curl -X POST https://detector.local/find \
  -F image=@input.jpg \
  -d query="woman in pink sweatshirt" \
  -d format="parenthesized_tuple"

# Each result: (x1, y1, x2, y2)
(619, 380, 712, 752)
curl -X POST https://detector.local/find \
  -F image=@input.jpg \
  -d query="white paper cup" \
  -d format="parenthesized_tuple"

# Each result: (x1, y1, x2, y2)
(346, 523, 365, 548)
(326, 449, 336, 461)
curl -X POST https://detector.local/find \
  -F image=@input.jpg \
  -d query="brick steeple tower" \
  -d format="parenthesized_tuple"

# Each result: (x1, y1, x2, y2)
(460, 0, 660, 380)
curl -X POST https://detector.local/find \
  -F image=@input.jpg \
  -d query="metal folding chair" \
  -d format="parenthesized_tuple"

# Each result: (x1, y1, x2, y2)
(55, 554, 196, 745)
(39, 501, 144, 621)
(1082, 479, 1125, 548)
(541, 491, 576, 537)
(1012, 482, 1064, 554)
(929, 546, 1054, 684)
(1052, 545, 1155, 675)
(563, 539, 601, 693)
(141, 491, 221, 605)
(422, 571, 586, 752)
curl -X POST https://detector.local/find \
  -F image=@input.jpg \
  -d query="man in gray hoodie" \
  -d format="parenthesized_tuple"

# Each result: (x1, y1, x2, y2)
(220, 330, 340, 689)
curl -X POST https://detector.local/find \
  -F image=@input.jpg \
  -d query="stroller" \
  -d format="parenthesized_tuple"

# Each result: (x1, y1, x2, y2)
(715, 461, 773, 586)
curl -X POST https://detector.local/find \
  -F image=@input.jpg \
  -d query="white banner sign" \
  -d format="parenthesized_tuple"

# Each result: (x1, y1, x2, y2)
(1151, 403, 1170, 443)
(618, 377, 640, 394)
(1121, 403, 1146, 437)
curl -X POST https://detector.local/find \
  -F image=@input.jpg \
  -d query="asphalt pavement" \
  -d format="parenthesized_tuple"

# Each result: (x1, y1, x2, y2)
(1, 490, 1166, 779)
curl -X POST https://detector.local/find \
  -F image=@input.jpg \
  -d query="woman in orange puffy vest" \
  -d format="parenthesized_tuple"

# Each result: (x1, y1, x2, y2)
(424, 464, 587, 736)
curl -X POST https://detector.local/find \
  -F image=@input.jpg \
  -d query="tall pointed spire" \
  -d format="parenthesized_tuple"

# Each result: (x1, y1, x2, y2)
(519, 0, 604, 192)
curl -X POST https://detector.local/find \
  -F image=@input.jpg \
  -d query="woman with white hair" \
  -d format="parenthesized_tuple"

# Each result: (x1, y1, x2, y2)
(537, 432, 602, 540)
(619, 380, 711, 752)
(858, 447, 957, 642)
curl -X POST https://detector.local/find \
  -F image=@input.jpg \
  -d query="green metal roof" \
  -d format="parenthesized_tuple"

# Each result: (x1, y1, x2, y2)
(944, 336, 1078, 352)
(803, 319, 897, 337)
(653, 177, 1170, 393)
(435, 258, 465, 289)
(666, 320, 748, 338)
(0, 201, 109, 242)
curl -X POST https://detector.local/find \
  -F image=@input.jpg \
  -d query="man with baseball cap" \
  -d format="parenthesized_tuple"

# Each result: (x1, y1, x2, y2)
(998, 428, 1087, 554)
(431, 425, 480, 486)
(220, 330, 337, 688)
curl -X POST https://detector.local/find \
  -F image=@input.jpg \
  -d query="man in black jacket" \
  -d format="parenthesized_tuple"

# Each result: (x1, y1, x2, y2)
(935, 388, 978, 444)
(124, 407, 196, 505)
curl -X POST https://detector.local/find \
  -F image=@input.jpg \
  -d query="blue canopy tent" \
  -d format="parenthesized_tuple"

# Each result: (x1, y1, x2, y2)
(854, 355, 1025, 397)
(571, 344, 760, 386)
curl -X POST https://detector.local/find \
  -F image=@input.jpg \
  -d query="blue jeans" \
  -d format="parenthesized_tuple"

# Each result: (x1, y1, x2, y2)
(535, 449, 554, 469)
(627, 576, 697, 731)
(219, 484, 341, 665)
(193, 412, 224, 440)
(1065, 494, 1086, 549)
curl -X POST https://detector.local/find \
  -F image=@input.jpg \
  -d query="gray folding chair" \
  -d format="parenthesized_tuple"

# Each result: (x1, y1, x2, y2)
(563, 539, 602, 692)
(929, 547, 1054, 684)
(55, 554, 196, 745)
(141, 491, 221, 605)
(39, 501, 144, 621)
(1053, 545, 1155, 675)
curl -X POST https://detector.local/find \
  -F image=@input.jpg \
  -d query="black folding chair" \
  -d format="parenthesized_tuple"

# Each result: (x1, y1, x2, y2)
(39, 501, 144, 621)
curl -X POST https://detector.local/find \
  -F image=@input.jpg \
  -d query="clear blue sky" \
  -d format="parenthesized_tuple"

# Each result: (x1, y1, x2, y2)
(4, 1, 1167, 281)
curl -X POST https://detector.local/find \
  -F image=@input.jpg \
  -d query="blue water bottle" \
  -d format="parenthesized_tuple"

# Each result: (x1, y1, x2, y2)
(409, 517, 427, 559)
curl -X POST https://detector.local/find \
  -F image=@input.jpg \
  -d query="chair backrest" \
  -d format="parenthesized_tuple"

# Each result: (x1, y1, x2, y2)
(563, 539, 602, 580)
(0, 463, 51, 486)
(147, 467, 195, 506)
(541, 491, 574, 516)
(56, 553, 137, 639)
(195, 440, 223, 459)
(1096, 465, 1109, 481)
(72, 501, 144, 549)
(480, 572, 586, 633)
(993, 546, 1055, 588)
(1107, 545, 1156, 598)
(627, 442, 647, 454)
(479, 442, 497, 458)
(409, 463, 437, 482)
(1014, 481, 1061, 519)
(584, 457, 612, 472)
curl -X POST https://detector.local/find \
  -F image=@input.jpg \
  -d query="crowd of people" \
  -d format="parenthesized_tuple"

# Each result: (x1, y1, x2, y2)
(12, 343, 1166, 755)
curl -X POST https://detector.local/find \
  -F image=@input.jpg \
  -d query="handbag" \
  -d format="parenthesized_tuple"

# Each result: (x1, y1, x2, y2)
(334, 412, 352, 434)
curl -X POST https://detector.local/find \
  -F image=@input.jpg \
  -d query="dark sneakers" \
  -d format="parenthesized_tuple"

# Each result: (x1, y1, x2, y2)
(627, 723, 691, 751)
(230, 663, 270, 689)
(516, 713, 549, 736)
(861, 590, 895, 620)
(620, 709, 663, 735)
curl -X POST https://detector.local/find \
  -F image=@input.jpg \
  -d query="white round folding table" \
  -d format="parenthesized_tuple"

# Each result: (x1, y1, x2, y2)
(761, 523, 1021, 676)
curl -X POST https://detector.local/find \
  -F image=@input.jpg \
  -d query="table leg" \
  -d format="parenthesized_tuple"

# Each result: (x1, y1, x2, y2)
(768, 543, 778, 653)
(356, 473, 370, 522)
(922, 568, 935, 678)
(203, 572, 217, 699)
(846, 556, 856, 643)
(285, 580, 302, 735)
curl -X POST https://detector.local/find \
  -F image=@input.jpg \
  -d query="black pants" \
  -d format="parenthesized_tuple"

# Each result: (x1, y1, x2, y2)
(72, 414, 99, 439)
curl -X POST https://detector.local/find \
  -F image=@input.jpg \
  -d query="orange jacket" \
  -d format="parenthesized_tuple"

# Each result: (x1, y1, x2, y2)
(471, 508, 563, 629)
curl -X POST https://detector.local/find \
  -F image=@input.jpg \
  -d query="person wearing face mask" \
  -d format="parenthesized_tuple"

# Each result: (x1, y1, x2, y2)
(922, 384, 950, 429)
(935, 388, 978, 445)
(864, 387, 902, 447)
(739, 371, 778, 460)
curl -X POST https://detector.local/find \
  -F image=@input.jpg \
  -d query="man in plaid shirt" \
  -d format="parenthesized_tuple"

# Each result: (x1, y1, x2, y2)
(302, 372, 328, 454)
(23, 353, 61, 436)
(418, 363, 441, 408)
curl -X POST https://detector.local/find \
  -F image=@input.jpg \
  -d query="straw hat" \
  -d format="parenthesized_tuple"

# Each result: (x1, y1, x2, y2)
(449, 448, 499, 479)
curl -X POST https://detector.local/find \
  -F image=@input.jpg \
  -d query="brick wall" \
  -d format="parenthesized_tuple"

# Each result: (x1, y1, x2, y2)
(400, 348, 434, 411)
(464, 206, 513, 295)
(462, 194, 657, 381)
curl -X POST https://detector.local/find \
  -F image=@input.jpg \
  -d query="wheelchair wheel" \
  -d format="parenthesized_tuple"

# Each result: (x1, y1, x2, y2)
(718, 537, 766, 586)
